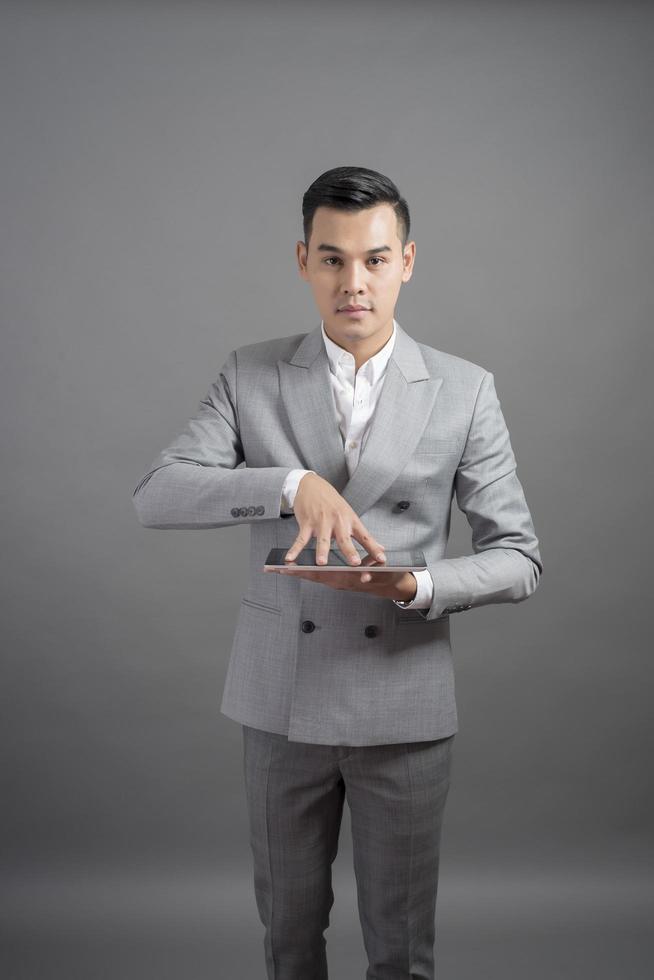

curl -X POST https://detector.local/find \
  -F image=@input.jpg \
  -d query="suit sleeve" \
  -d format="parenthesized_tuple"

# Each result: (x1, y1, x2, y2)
(416, 370, 543, 621)
(132, 349, 295, 528)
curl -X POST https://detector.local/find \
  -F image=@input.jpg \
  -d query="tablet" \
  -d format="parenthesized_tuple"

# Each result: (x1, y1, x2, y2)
(264, 548, 427, 573)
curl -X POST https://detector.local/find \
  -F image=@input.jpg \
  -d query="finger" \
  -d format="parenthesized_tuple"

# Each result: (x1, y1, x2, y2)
(315, 528, 333, 565)
(335, 532, 362, 565)
(285, 528, 313, 562)
(360, 554, 383, 566)
(351, 524, 386, 561)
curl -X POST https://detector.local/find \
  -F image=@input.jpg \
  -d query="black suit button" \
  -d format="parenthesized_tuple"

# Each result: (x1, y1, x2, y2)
(364, 625, 378, 638)
(230, 507, 240, 518)
(256, 505, 265, 515)
(301, 620, 315, 633)
(247, 505, 256, 516)
(397, 500, 411, 510)
(238, 506, 248, 517)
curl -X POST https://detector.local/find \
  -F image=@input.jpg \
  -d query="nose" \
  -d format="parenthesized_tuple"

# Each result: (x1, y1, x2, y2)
(341, 263, 367, 297)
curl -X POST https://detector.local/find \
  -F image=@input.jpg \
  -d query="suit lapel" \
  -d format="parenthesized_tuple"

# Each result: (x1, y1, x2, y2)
(278, 320, 443, 517)
(277, 334, 351, 494)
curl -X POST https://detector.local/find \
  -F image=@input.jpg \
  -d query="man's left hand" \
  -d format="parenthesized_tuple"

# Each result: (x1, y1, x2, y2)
(265, 555, 417, 603)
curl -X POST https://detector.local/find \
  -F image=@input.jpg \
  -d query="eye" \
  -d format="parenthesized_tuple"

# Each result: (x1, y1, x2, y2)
(323, 256, 385, 266)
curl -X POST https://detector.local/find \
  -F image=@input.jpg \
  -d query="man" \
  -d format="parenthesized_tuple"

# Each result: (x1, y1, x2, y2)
(132, 166, 542, 979)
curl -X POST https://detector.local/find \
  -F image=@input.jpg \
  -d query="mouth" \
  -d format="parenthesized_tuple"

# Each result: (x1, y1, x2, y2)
(338, 306, 371, 313)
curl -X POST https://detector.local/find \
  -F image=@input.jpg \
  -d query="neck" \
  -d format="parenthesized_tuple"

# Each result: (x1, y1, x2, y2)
(324, 317, 394, 372)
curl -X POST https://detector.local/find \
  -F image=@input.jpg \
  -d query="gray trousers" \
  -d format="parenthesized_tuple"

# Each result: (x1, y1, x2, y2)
(242, 724, 455, 980)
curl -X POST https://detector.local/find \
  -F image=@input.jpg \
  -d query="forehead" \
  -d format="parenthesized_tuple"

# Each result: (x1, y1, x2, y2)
(312, 203, 399, 247)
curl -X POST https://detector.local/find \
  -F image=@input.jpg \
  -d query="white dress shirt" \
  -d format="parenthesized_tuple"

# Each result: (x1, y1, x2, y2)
(280, 318, 435, 610)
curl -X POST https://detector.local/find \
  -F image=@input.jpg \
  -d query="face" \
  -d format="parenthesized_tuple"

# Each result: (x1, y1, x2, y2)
(296, 203, 416, 353)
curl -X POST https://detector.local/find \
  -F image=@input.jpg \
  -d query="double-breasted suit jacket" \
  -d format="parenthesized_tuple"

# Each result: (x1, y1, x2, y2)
(132, 320, 542, 745)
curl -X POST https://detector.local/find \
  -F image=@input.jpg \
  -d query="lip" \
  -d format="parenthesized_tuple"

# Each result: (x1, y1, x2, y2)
(339, 306, 370, 313)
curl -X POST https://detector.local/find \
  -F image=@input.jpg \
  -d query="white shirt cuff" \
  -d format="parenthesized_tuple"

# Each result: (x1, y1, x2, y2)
(392, 569, 434, 609)
(281, 469, 315, 513)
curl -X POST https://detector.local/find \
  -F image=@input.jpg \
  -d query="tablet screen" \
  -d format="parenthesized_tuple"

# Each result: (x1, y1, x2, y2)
(264, 548, 426, 572)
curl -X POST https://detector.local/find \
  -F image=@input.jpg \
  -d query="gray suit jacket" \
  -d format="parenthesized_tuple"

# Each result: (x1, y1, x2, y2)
(132, 321, 542, 745)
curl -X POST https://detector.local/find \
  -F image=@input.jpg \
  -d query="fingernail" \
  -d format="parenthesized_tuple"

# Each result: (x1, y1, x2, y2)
(377, 553, 386, 561)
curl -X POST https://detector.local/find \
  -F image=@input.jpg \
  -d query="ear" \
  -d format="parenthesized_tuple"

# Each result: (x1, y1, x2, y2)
(402, 241, 416, 281)
(296, 240, 309, 279)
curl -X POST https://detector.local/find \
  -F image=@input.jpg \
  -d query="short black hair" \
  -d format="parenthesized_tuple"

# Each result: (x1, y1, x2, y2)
(302, 166, 410, 251)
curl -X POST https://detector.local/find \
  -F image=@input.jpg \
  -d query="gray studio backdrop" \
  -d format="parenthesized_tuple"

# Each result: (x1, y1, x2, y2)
(2, 1, 652, 978)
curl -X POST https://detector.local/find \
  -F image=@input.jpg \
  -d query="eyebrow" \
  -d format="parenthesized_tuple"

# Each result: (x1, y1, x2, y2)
(316, 244, 393, 255)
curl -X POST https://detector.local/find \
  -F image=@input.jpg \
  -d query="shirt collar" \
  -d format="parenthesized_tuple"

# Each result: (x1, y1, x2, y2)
(320, 318, 397, 386)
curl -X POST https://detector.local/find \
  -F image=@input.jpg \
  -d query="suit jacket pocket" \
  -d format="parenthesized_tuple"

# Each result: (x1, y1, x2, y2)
(396, 610, 446, 625)
(241, 596, 281, 616)
(413, 441, 461, 458)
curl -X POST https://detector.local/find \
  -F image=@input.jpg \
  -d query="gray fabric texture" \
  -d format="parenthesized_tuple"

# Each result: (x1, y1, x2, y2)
(242, 723, 454, 980)
(132, 320, 542, 745)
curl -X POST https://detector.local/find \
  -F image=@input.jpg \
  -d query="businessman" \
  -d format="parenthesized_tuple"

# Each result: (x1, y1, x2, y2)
(132, 166, 542, 979)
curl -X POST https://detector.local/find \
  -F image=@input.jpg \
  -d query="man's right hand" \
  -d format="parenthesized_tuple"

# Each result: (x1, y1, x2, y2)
(284, 472, 386, 567)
